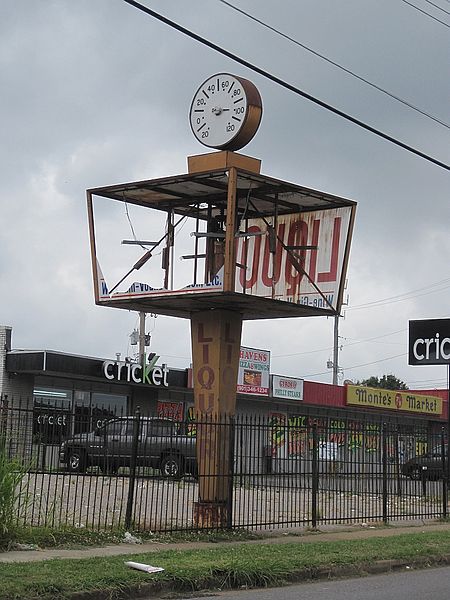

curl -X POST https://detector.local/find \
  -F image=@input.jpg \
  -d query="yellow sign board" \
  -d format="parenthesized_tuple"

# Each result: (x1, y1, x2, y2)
(346, 385, 442, 416)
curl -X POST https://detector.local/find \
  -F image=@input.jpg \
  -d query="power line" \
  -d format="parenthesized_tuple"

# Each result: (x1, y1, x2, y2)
(217, 0, 449, 129)
(347, 277, 450, 311)
(343, 330, 406, 347)
(399, 0, 450, 27)
(344, 336, 404, 347)
(121, 0, 450, 172)
(422, 0, 450, 15)
(406, 376, 448, 385)
(273, 328, 405, 358)
(303, 352, 407, 378)
(342, 352, 408, 371)
(348, 285, 450, 311)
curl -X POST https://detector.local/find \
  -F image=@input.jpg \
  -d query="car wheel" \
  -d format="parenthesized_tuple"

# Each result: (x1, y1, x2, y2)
(409, 466, 423, 481)
(160, 455, 184, 479)
(66, 450, 87, 473)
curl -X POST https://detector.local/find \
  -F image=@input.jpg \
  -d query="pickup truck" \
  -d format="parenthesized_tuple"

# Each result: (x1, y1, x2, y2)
(59, 416, 196, 478)
(400, 444, 448, 480)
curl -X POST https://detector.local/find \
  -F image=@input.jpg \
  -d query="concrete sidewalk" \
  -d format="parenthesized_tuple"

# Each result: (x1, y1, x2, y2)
(2, 521, 450, 563)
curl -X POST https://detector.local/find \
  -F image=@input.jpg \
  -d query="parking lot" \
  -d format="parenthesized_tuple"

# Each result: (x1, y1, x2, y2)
(16, 469, 447, 532)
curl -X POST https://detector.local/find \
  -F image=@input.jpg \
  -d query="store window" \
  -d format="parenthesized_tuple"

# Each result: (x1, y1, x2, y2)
(73, 391, 91, 434)
(73, 392, 128, 434)
(91, 393, 127, 431)
(33, 388, 72, 444)
(33, 387, 128, 439)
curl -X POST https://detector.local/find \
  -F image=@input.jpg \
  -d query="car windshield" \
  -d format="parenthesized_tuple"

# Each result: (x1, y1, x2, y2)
(102, 420, 123, 436)
(146, 420, 177, 437)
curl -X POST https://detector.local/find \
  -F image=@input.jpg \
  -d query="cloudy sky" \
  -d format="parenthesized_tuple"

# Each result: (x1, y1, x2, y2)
(1, 0, 449, 389)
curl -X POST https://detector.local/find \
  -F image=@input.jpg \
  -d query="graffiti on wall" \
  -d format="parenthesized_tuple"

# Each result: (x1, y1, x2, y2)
(268, 414, 389, 458)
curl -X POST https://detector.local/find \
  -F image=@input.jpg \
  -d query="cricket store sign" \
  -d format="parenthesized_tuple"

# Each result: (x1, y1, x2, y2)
(235, 207, 354, 311)
(346, 385, 442, 416)
(237, 347, 270, 396)
(102, 353, 169, 386)
(272, 375, 303, 401)
(409, 318, 450, 366)
(33, 409, 70, 444)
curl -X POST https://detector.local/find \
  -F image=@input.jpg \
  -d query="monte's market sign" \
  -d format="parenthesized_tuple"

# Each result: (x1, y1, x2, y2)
(346, 385, 442, 416)
(102, 353, 169, 386)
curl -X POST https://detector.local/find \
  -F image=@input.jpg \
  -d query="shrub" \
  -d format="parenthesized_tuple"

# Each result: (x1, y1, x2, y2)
(0, 437, 27, 545)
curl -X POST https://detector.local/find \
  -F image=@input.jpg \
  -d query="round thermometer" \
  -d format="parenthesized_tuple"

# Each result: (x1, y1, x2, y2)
(189, 73, 262, 151)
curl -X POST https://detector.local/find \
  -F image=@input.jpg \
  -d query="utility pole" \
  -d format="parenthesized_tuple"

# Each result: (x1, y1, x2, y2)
(331, 288, 348, 384)
(333, 314, 340, 385)
(138, 312, 146, 363)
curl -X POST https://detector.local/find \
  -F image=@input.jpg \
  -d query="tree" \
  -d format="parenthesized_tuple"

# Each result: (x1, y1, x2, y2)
(356, 374, 408, 390)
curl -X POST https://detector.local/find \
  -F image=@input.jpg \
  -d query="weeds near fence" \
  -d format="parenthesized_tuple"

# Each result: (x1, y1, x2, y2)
(0, 437, 28, 546)
(5, 524, 261, 550)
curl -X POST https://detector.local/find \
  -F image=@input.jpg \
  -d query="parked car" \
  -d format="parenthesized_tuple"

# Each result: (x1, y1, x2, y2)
(59, 416, 196, 478)
(401, 445, 448, 480)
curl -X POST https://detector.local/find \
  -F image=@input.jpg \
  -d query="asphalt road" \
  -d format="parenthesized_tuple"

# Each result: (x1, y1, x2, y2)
(170, 566, 450, 600)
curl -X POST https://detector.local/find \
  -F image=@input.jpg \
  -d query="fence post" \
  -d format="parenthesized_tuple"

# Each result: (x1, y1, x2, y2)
(394, 428, 402, 498)
(226, 415, 235, 530)
(125, 407, 140, 530)
(441, 427, 447, 519)
(311, 424, 318, 529)
(382, 423, 388, 524)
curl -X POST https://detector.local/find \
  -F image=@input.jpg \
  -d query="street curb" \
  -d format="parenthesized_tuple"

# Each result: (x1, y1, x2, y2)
(64, 554, 450, 600)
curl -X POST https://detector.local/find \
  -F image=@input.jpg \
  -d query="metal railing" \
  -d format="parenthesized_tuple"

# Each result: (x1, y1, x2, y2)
(1, 397, 448, 532)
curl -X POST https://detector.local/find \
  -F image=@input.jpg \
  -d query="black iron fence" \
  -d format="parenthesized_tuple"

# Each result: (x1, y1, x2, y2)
(1, 397, 448, 532)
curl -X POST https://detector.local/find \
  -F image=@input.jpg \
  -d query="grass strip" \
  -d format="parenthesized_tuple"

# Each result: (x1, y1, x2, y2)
(2, 525, 259, 550)
(1, 530, 450, 600)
